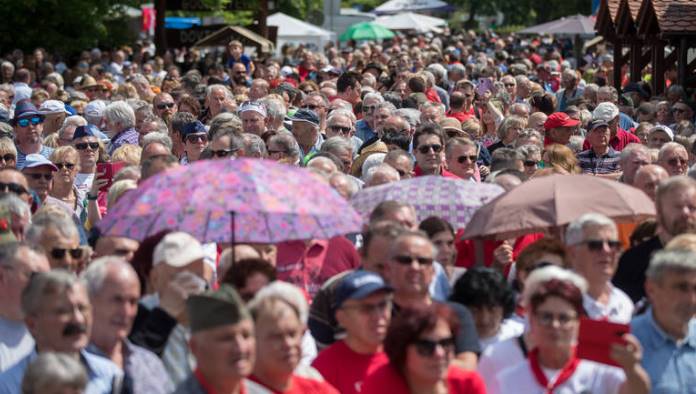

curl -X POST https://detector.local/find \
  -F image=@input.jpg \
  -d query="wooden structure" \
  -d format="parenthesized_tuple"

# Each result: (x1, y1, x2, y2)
(595, 0, 696, 96)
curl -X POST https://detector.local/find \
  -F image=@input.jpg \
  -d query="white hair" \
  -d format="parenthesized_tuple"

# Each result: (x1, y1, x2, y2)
(565, 213, 617, 246)
(646, 249, 696, 282)
(142, 132, 173, 151)
(522, 266, 588, 308)
(80, 256, 135, 297)
(361, 153, 386, 180)
(206, 84, 231, 100)
(248, 281, 309, 324)
(103, 101, 136, 130)
(22, 352, 87, 394)
(25, 210, 79, 249)
(364, 163, 400, 186)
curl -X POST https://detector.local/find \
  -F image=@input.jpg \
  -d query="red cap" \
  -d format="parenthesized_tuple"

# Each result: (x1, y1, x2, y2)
(544, 112, 580, 130)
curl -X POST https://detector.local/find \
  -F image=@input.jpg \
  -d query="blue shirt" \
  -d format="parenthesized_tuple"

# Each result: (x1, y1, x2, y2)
(16, 145, 54, 170)
(631, 308, 696, 393)
(355, 119, 375, 142)
(0, 349, 123, 394)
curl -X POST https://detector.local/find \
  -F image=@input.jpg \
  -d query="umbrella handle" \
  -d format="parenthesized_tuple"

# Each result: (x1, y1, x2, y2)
(230, 211, 236, 264)
(473, 239, 485, 267)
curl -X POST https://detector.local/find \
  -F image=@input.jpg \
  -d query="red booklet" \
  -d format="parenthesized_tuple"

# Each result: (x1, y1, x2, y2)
(576, 317, 630, 367)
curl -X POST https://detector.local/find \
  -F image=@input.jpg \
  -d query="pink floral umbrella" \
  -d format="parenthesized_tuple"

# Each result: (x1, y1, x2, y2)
(98, 158, 362, 243)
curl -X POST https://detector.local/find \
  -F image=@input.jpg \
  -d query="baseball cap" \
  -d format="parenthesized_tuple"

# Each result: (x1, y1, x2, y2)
(587, 119, 609, 132)
(153, 232, 206, 267)
(592, 102, 620, 122)
(180, 120, 207, 138)
(440, 118, 464, 134)
(84, 100, 107, 120)
(238, 101, 267, 118)
(543, 112, 580, 130)
(22, 154, 58, 171)
(291, 108, 320, 127)
(72, 124, 100, 140)
(649, 125, 674, 141)
(39, 100, 70, 115)
(11, 100, 42, 124)
(334, 271, 393, 310)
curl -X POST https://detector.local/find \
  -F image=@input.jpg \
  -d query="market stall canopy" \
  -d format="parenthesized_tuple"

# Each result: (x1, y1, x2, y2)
(193, 25, 274, 54)
(339, 21, 395, 41)
(373, 0, 453, 15)
(518, 14, 596, 37)
(374, 12, 447, 32)
(268, 12, 336, 53)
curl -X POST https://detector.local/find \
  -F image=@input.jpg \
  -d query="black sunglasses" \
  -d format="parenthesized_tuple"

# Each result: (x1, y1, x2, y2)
(413, 337, 456, 357)
(0, 154, 16, 163)
(0, 181, 28, 195)
(393, 255, 433, 266)
(328, 125, 352, 134)
(211, 149, 237, 158)
(156, 102, 176, 110)
(27, 173, 53, 181)
(50, 248, 84, 260)
(303, 104, 321, 111)
(523, 160, 538, 167)
(417, 144, 443, 154)
(583, 239, 621, 252)
(186, 134, 208, 143)
(75, 142, 100, 150)
(457, 155, 477, 163)
(54, 162, 76, 170)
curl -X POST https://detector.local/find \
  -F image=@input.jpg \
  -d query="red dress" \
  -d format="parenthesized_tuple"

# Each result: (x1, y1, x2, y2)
(361, 364, 487, 394)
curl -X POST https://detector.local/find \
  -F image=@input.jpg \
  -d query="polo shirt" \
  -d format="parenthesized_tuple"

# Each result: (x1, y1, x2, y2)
(577, 147, 621, 175)
(108, 127, 139, 155)
(312, 340, 388, 394)
(582, 284, 634, 323)
(582, 128, 641, 152)
(631, 309, 696, 393)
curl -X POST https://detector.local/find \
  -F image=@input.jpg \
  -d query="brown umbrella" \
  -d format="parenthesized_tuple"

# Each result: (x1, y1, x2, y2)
(462, 174, 655, 240)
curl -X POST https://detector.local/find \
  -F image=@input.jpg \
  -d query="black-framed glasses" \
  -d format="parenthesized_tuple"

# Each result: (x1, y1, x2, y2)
(341, 299, 393, 315)
(0, 154, 16, 163)
(17, 116, 43, 128)
(457, 155, 477, 163)
(156, 102, 175, 110)
(50, 248, 84, 260)
(417, 144, 443, 154)
(413, 337, 455, 357)
(328, 125, 352, 134)
(75, 142, 100, 151)
(535, 311, 578, 327)
(211, 149, 237, 158)
(185, 134, 208, 143)
(27, 173, 53, 181)
(524, 160, 538, 167)
(54, 162, 76, 171)
(582, 239, 621, 252)
(0, 181, 28, 195)
(393, 255, 434, 266)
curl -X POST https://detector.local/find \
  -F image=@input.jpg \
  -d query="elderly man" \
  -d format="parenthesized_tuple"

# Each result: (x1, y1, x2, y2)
(583, 102, 640, 152)
(565, 213, 634, 322)
(83, 258, 172, 394)
(543, 112, 579, 146)
(93, 236, 140, 262)
(58, 115, 88, 146)
(239, 100, 268, 137)
(0, 244, 50, 371)
(249, 79, 269, 101)
(383, 149, 413, 179)
(413, 123, 457, 177)
(632, 249, 696, 394)
(364, 164, 400, 187)
(657, 142, 689, 177)
(210, 127, 244, 160)
(12, 100, 53, 169)
(104, 101, 139, 155)
(355, 93, 383, 142)
(174, 284, 255, 394)
(634, 164, 669, 201)
(0, 270, 122, 393)
(647, 125, 674, 150)
(205, 84, 233, 120)
(619, 143, 651, 185)
(312, 271, 392, 394)
(25, 209, 82, 271)
(446, 137, 479, 181)
(320, 137, 353, 175)
(302, 92, 329, 132)
(291, 108, 323, 163)
(38, 100, 70, 135)
(555, 69, 583, 111)
(179, 120, 208, 164)
(141, 132, 173, 162)
(577, 119, 622, 177)
(152, 93, 177, 123)
(670, 101, 694, 129)
(615, 176, 696, 302)
(326, 111, 362, 154)
(261, 97, 288, 133)
(420, 102, 445, 124)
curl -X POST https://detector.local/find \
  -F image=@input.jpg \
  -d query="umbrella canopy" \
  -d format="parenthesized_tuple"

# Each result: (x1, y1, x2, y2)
(375, 12, 447, 33)
(462, 174, 656, 240)
(374, 0, 453, 15)
(340, 22, 395, 42)
(350, 176, 505, 229)
(518, 14, 596, 37)
(99, 159, 362, 243)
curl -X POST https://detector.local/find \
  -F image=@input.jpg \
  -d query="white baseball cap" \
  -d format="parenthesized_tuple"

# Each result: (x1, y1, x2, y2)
(38, 100, 70, 115)
(153, 232, 206, 267)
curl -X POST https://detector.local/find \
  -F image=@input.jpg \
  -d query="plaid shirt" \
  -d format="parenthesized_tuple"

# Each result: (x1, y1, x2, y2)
(109, 127, 139, 155)
(577, 148, 621, 175)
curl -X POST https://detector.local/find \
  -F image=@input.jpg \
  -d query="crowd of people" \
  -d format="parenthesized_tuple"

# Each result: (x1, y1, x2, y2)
(0, 28, 695, 394)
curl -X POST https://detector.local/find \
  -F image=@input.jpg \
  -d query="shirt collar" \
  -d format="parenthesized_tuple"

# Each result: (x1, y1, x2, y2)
(646, 307, 696, 348)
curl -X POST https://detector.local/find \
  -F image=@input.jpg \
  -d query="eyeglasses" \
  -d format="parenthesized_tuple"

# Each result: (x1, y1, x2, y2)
(50, 248, 84, 260)
(75, 142, 100, 151)
(363, 105, 377, 113)
(186, 134, 209, 143)
(328, 125, 352, 134)
(504, 83, 516, 87)
(383, 128, 407, 135)
(0, 181, 28, 195)
(303, 104, 322, 111)
(54, 162, 76, 171)
(16, 116, 44, 128)
(417, 144, 443, 154)
(413, 337, 456, 357)
(524, 160, 539, 167)
(27, 173, 53, 181)
(667, 157, 688, 167)
(457, 155, 477, 163)
(534, 311, 578, 327)
(341, 299, 392, 315)
(0, 154, 16, 163)
(582, 239, 622, 252)
(156, 102, 175, 110)
(211, 149, 237, 158)
(393, 255, 434, 266)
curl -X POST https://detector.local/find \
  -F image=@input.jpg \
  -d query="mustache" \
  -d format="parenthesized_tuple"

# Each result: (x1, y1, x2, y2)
(62, 322, 87, 336)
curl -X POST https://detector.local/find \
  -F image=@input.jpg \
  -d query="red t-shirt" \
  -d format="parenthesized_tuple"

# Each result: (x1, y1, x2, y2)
(248, 374, 339, 394)
(447, 108, 475, 123)
(425, 88, 442, 103)
(454, 231, 544, 269)
(414, 165, 460, 179)
(312, 340, 389, 394)
(361, 364, 486, 394)
(582, 128, 641, 151)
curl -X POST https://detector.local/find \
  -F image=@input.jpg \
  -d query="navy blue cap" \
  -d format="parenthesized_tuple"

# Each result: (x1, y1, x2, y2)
(181, 120, 207, 140)
(11, 100, 42, 124)
(72, 124, 100, 140)
(334, 271, 392, 310)
(291, 108, 320, 127)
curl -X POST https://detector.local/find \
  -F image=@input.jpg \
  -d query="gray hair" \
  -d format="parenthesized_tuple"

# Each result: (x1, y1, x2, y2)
(25, 210, 79, 249)
(565, 213, 617, 246)
(206, 84, 231, 100)
(516, 144, 541, 160)
(327, 110, 356, 127)
(395, 108, 421, 128)
(22, 270, 81, 317)
(0, 193, 31, 223)
(141, 114, 168, 134)
(496, 115, 526, 140)
(658, 142, 687, 162)
(620, 143, 650, 165)
(242, 133, 267, 158)
(142, 132, 173, 152)
(268, 132, 300, 162)
(522, 266, 588, 308)
(362, 92, 384, 105)
(329, 172, 360, 198)
(60, 115, 87, 134)
(80, 256, 134, 298)
(127, 98, 150, 112)
(212, 127, 244, 151)
(103, 101, 136, 130)
(361, 153, 386, 180)
(646, 249, 696, 283)
(365, 163, 400, 185)
(248, 281, 309, 324)
(320, 136, 353, 156)
(208, 112, 242, 137)
(261, 97, 286, 122)
(515, 129, 543, 148)
(22, 352, 87, 394)
(426, 63, 447, 81)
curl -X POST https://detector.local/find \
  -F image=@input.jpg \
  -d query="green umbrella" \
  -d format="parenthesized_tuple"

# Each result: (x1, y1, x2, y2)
(339, 21, 395, 42)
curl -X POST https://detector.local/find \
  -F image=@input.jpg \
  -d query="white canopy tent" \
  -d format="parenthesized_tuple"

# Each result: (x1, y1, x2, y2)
(375, 12, 447, 33)
(267, 13, 336, 55)
(373, 0, 452, 15)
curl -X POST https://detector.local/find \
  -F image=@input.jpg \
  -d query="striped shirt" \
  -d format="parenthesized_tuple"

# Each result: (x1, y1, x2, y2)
(15, 145, 54, 170)
(577, 148, 621, 175)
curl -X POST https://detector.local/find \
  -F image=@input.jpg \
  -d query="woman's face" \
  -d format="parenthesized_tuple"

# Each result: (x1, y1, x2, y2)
(431, 231, 456, 266)
(405, 318, 453, 385)
(53, 153, 78, 185)
(529, 296, 579, 350)
(470, 305, 504, 339)
(523, 152, 542, 177)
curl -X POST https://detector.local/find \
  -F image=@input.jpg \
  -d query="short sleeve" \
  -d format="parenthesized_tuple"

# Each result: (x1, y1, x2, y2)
(445, 302, 482, 355)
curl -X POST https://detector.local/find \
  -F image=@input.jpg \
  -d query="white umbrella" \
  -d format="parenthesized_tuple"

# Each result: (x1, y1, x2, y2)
(374, 0, 452, 15)
(375, 12, 447, 33)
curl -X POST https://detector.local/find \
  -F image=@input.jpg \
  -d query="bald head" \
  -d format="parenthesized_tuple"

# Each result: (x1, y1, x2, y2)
(634, 164, 669, 201)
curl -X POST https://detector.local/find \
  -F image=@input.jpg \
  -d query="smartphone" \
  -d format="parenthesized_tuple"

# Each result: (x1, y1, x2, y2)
(476, 77, 494, 97)
(576, 317, 630, 367)
(96, 161, 126, 192)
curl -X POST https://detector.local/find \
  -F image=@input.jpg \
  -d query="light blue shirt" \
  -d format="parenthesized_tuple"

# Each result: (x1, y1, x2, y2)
(429, 262, 451, 302)
(631, 308, 696, 393)
(0, 349, 122, 394)
(355, 119, 375, 142)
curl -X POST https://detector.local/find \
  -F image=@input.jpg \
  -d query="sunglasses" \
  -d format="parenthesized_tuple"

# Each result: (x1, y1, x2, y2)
(413, 337, 456, 357)
(303, 104, 321, 111)
(582, 239, 621, 252)
(186, 134, 209, 143)
(328, 125, 352, 134)
(211, 149, 236, 158)
(156, 102, 175, 110)
(27, 173, 53, 181)
(363, 105, 377, 113)
(524, 160, 538, 167)
(457, 155, 477, 163)
(667, 157, 688, 167)
(17, 116, 44, 127)
(393, 255, 434, 266)
(75, 142, 100, 150)
(0, 181, 28, 195)
(504, 83, 516, 87)
(50, 247, 84, 260)
(54, 162, 76, 170)
(0, 154, 16, 163)
(417, 144, 443, 154)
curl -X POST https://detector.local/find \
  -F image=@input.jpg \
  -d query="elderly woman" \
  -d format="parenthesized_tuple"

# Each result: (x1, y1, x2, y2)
(21, 352, 87, 394)
(516, 143, 542, 178)
(267, 132, 301, 165)
(49, 146, 83, 218)
(487, 266, 649, 394)
(488, 115, 526, 154)
(362, 304, 486, 394)
(0, 136, 17, 169)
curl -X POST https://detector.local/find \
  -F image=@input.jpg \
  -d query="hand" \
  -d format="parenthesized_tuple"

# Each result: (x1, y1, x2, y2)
(222, 98, 237, 113)
(610, 333, 642, 371)
(89, 171, 109, 196)
(492, 241, 513, 272)
(478, 165, 490, 178)
(159, 273, 207, 321)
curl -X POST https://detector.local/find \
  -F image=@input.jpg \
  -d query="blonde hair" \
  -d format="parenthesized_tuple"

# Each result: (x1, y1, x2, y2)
(111, 144, 142, 166)
(107, 179, 137, 209)
(544, 144, 580, 174)
(43, 133, 59, 148)
(50, 146, 78, 164)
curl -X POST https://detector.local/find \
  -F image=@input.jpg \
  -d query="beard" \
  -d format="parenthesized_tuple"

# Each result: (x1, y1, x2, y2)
(663, 216, 696, 237)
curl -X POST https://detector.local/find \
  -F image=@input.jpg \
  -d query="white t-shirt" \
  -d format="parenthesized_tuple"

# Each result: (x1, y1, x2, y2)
(583, 284, 634, 323)
(74, 172, 95, 200)
(0, 317, 34, 372)
(478, 336, 527, 394)
(480, 318, 526, 353)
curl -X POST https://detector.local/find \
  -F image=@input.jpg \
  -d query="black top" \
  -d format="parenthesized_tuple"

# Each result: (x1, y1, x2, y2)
(129, 304, 178, 357)
(612, 236, 663, 303)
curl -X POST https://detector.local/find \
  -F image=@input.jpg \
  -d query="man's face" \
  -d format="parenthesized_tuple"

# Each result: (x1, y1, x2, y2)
(361, 97, 380, 126)
(190, 319, 255, 382)
(232, 64, 248, 84)
(569, 225, 620, 287)
(184, 132, 209, 162)
(302, 96, 327, 122)
(660, 147, 689, 176)
(254, 304, 304, 376)
(23, 165, 54, 200)
(501, 77, 517, 97)
(373, 108, 392, 132)
(141, 142, 170, 162)
(646, 270, 696, 336)
(26, 283, 92, 353)
(385, 156, 414, 179)
(14, 116, 44, 146)
(672, 104, 693, 123)
(596, 91, 613, 104)
(228, 44, 243, 59)
(326, 116, 354, 139)
(622, 150, 651, 185)
(587, 126, 610, 150)
(648, 131, 671, 150)
(0, 248, 50, 320)
(210, 135, 239, 160)
(361, 235, 393, 276)
(658, 185, 696, 238)
(549, 126, 574, 145)
(241, 111, 266, 136)
(420, 107, 442, 124)
(634, 166, 668, 201)
(336, 292, 392, 348)
(249, 82, 268, 101)
(90, 266, 141, 344)
(41, 227, 81, 271)
(414, 134, 444, 173)
(74, 136, 99, 168)
(446, 143, 477, 179)
(385, 236, 435, 298)
(0, 170, 32, 206)
(94, 236, 140, 262)
(291, 121, 318, 148)
(154, 94, 177, 120)
(208, 89, 227, 116)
